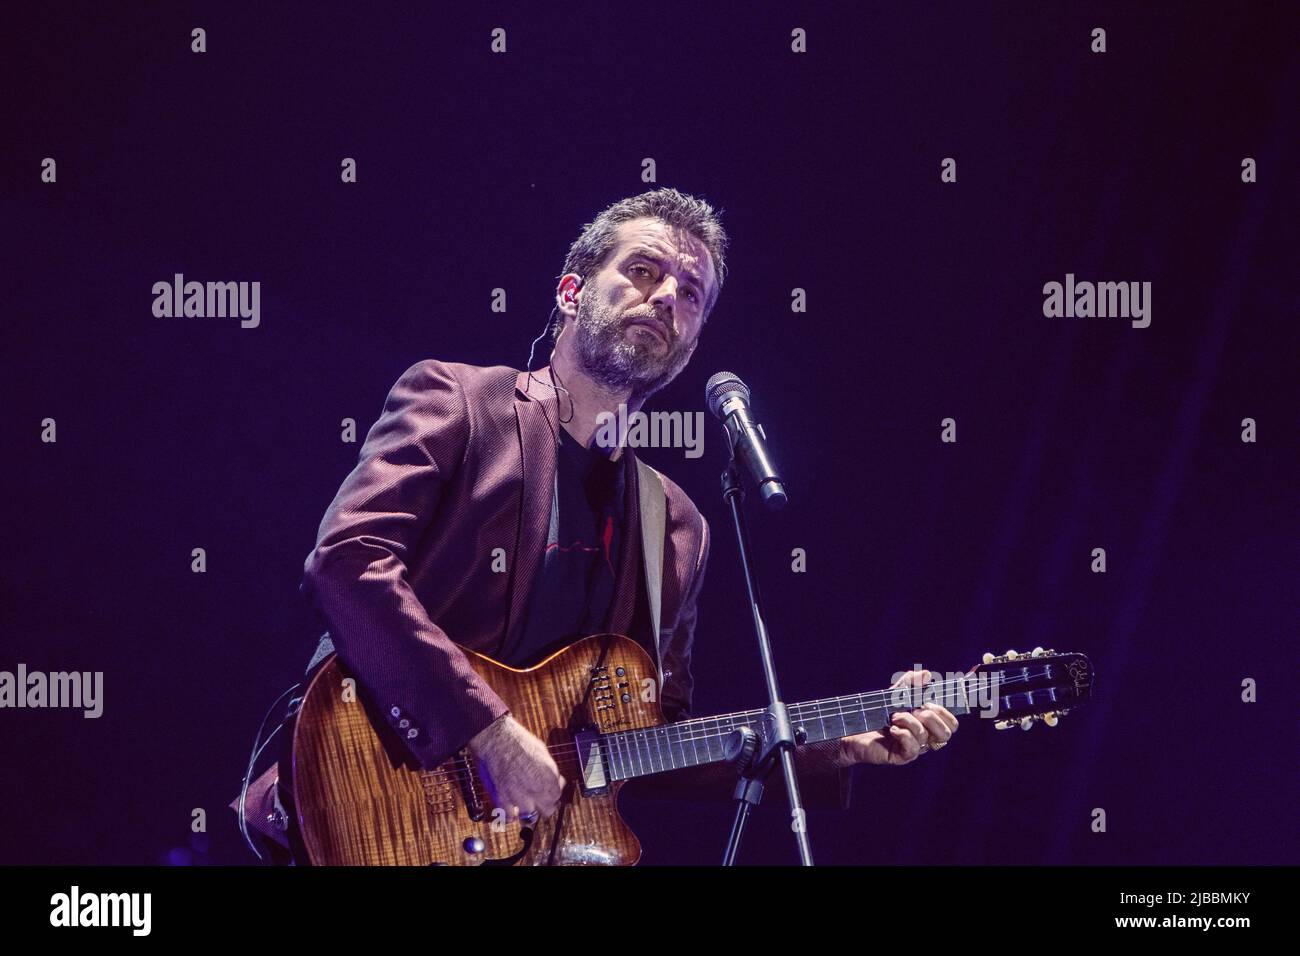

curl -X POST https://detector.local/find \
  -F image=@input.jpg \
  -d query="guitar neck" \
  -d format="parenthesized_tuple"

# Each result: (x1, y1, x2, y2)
(600, 680, 975, 783)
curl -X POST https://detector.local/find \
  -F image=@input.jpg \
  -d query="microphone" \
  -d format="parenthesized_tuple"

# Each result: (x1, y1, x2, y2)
(705, 372, 788, 509)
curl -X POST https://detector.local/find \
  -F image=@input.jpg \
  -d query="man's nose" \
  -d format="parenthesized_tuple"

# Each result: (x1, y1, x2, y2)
(650, 277, 678, 317)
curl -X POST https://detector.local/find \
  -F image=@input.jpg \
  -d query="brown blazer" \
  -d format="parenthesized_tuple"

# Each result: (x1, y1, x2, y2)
(230, 359, 849, 855)
(301, 359, 709, 763)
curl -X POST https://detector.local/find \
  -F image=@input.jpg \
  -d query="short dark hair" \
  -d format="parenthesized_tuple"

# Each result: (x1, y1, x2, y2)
(550, 187, 729, 340)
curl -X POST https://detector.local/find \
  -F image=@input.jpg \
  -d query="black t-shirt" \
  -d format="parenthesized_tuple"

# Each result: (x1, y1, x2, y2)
(501, 425, 627, 667)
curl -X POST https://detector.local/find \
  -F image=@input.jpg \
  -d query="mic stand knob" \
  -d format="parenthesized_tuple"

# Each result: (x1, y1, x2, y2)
(723, 726, 759, 773)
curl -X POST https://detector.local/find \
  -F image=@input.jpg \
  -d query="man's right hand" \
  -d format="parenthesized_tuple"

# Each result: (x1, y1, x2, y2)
(467, 713, 566, 820)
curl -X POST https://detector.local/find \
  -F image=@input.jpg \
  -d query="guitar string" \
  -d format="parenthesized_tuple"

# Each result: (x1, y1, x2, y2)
(427, 708, 1040, 806)
(410, 670, 1065, 791)
(416, 670, 1060, 790)
(459, 670, 1031, 769)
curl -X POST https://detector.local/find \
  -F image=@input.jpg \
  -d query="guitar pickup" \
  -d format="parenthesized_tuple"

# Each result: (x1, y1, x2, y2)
(572, 728, 610, 796)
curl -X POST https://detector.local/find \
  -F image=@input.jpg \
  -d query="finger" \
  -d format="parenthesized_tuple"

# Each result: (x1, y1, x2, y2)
(543, 785, 563, 815)
(889, 723, 930, 759)
(889, 725, 922, 761)
(890, 668, 932, 688)
(915, 707, 952, 744)
(545, 772, 565, 800)
(891, 711, 929, 747)
(922, 702, 959, 734)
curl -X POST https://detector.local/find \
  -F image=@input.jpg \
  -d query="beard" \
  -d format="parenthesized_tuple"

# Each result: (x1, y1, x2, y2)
(568, 289, 694, 400)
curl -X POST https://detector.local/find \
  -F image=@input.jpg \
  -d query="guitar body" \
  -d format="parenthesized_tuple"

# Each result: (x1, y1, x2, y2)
(287, 629, 1095, 866)
(290, 634, 661, 866)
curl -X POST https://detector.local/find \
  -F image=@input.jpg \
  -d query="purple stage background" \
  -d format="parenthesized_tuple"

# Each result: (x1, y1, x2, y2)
(4, 3, 1296, 865)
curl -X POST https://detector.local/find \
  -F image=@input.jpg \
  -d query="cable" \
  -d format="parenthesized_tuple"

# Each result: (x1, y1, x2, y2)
(524, 283, 580, 427)
(235, 681, 301, 862)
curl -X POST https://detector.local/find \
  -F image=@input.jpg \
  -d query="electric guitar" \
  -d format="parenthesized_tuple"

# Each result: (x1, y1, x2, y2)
(289, 634, 1093, 865)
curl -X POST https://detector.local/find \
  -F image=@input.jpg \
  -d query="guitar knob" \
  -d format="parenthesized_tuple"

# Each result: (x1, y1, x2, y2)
(1019, 717, 1034, 730)
(463, 836, 485, 855)
(1042, 712, 1059, 727)
(982, 652, 995, 664)
(1031, 646, 1045, 657)
(1005, 649, 1019, 660)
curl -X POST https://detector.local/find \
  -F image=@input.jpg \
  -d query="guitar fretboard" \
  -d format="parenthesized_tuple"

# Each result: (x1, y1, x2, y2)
(600, 682, 976, 782)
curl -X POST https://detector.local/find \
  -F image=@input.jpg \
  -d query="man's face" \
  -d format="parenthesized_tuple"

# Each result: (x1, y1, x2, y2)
(564, 218, 715, 399)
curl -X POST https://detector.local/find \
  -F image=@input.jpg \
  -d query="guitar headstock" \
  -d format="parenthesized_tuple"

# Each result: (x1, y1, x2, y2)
(966, 647, 1094, 730)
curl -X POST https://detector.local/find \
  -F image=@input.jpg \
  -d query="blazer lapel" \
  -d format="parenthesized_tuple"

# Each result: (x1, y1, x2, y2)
(505, 370, 560, 649)
(506, 367, 643, 647)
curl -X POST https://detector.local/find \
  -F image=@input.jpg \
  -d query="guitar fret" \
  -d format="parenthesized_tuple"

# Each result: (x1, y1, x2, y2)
(845, 695, 869, 735)
(565, 654, 1084, 799)
(602, 675, 986, 783)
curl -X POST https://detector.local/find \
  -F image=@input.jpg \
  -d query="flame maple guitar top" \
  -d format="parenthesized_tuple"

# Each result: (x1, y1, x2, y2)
(291, 633, 663, 865)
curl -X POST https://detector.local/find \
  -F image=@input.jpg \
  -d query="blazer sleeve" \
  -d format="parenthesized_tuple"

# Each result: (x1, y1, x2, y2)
(300, 359, 510, 769)
(627, 513, 856, 811)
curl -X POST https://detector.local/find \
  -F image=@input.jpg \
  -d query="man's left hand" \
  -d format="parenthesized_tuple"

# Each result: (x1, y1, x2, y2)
(838, 669, 958, 767)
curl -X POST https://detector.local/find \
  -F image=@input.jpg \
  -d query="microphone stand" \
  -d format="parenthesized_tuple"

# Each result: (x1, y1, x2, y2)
(719, 458, 814, 866)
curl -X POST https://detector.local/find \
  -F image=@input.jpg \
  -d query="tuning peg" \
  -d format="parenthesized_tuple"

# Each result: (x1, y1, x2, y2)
(1031, 646, 1045, 657)
(994, 719, 1013, 730)
(1020, 717, 1034, 730)
(1042, 712, 1059, 727)
(1005, 649, 1019, 660)
(982, 652, 996, 664)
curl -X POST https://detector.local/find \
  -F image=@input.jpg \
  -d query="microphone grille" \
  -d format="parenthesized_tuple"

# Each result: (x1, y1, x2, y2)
(705, 372, 749, 419)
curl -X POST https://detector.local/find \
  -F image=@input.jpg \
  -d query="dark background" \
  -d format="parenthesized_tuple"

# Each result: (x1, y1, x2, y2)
(3, 2, 1295, 866)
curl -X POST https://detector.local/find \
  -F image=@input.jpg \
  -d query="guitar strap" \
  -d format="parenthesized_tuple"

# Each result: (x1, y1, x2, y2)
(635, 457, 667, 686)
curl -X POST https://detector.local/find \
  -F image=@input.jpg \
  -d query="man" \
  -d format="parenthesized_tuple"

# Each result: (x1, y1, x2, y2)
(230, 187, 957, 861)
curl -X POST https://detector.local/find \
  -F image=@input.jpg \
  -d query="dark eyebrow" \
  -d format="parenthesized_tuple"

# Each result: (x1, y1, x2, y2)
(626, 248, 705, 292)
